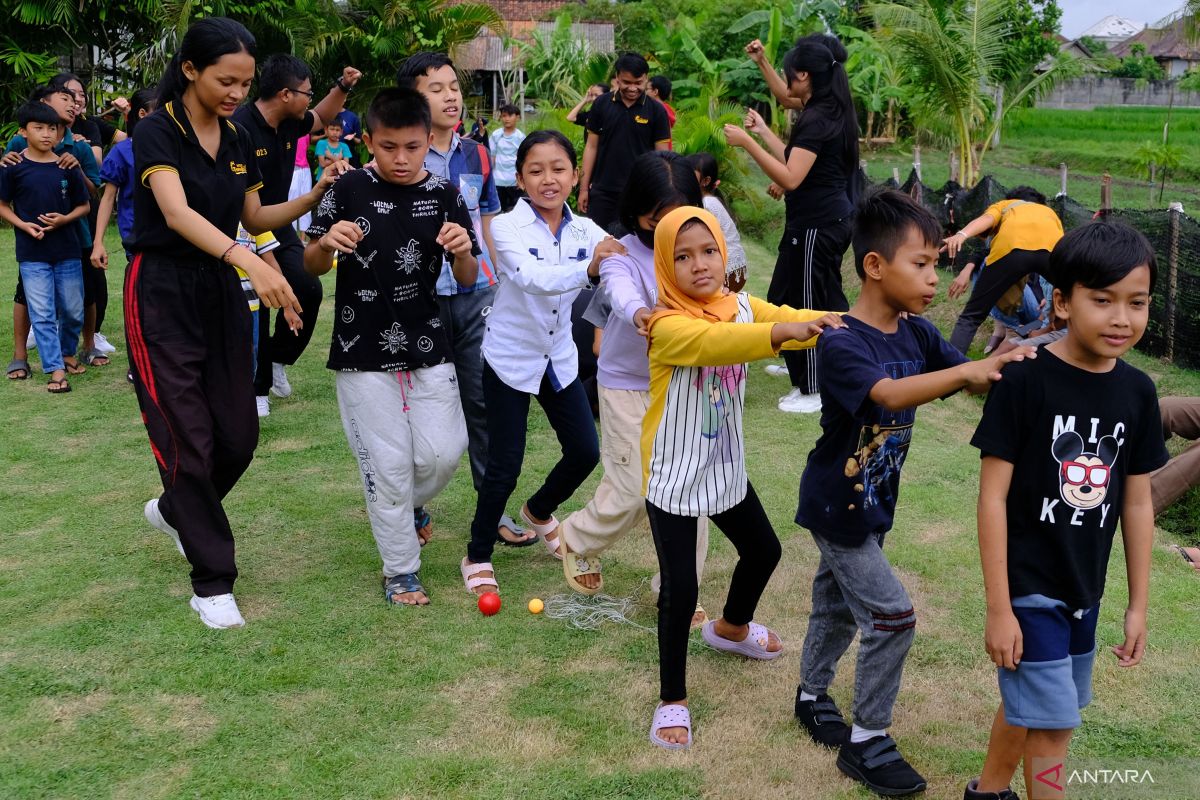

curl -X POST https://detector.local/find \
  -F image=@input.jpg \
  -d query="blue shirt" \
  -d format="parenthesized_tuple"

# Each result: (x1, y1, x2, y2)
(335, 109, 361, 143)
(5, 129, 100, 248)
(423, 132, 500, 295)
(99, 138, 135, 243)
(0, 158, 89, 262)
(796, 314, 967, 542)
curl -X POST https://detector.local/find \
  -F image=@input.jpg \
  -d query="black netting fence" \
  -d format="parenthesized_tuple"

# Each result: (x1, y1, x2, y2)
(869, 168, 1200, 370)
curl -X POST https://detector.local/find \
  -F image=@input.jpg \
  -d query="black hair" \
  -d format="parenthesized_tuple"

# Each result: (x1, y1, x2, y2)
(1005, 185, 1046, 204)
(49, 72, 83, 92)
(17, 101, 62, 129)
(365, 87, 432, 134)
(498, 103, 520, 116)
(325, 118, 344, 129)
(395, 51, 456, 89)
(782, 33, 859, 191)
(851, 188, 943, 279)
(29, 84, 73, 104)
(258, 54, 312, 100)
(677, 216, 710, 236)
(156, 17, 256, 104)
(515, 128, 576, 173)
(613, 52, 650, 78)
(684, 152, 719, 192)
(619, 151, 701, 233)
(1048, 221, 1157, 297)
(126, 88, 157, 135)
(649, 75, 672, 101)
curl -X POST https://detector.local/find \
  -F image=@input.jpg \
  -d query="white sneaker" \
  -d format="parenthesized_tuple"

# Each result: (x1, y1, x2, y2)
(26, 329, 36, 350)
(779, 387, 804, 404)
(256, 395, 270, 417)
(764, 364, 788, 377)
(270, 363, 292, 398)
(190, 593, 246, 629)
(93, 332, 116, 354)
(778, 391, 823, 414)
(144, 498, 185, 556)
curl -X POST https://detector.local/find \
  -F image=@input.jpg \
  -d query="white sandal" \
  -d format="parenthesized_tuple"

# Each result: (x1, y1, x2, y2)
(520, 505, 563, 561)
(460, 557, 498, 594)
(649, 702, 692, 750)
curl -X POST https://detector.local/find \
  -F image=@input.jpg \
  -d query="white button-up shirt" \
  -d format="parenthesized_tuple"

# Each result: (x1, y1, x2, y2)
(483, 198, 608, 394)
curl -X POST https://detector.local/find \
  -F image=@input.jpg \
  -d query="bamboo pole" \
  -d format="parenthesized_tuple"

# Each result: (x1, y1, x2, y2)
(913, 145, 922, 182)
(1100, 173, 1112, 213)
(1166, 202, 1182, 362)
(1059, 163, 1067, 197)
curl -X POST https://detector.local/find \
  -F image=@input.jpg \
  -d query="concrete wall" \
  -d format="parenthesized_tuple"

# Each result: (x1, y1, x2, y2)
(1037, 77, 1200, 109)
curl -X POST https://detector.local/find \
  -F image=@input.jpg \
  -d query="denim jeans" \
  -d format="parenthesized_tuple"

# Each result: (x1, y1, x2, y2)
(19, 259, 83, 373)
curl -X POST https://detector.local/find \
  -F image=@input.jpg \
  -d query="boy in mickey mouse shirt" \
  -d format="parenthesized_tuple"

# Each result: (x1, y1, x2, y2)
(305, 87, 478, 608)
(965, 221, 1169, 800)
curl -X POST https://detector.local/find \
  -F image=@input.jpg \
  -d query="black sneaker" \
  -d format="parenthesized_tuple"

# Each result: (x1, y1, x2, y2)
(837, 735, 927, 796)
(963, 778, 1020, 800)
(794, 687, 850, 747)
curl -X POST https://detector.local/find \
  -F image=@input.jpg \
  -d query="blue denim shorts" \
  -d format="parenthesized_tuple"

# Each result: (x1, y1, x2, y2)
(999, 594, 1098, 730)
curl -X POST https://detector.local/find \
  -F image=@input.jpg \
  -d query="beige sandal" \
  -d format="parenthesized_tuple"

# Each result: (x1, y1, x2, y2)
(561, 539, 603, 596)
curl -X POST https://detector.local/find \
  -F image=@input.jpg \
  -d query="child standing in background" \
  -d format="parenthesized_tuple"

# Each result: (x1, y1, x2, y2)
(315, 121, 350, 183)
(289, 134, 313, 237)
(462, 130, 623, 596)
(489, 103, 525, 212)
(91, 89, 156, 275)
(686, 152, 747, 292)
(642, 206, 843, 751)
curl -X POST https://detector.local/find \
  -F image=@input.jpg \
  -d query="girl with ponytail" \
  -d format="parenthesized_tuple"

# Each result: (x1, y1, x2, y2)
(127, 17, 342, 629)
(725, 33, 859, 414)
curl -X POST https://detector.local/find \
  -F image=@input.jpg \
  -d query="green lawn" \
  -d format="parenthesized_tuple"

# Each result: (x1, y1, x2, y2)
(861, 106, 1200, 213)
(2, 226, 1199, 800)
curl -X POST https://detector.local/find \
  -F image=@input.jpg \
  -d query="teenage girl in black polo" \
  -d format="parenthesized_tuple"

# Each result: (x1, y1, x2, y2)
(125, 17, 331, 629)
(726, 33, 858, 415)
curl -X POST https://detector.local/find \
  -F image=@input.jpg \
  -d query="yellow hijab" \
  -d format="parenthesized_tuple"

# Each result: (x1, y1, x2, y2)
(647, 206, 740, 331)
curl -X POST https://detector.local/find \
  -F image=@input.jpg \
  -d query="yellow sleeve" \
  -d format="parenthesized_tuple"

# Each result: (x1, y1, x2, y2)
(982, 200, 1010, 232)
(254, 231, 278, 249)
(746, 295, 829, 352)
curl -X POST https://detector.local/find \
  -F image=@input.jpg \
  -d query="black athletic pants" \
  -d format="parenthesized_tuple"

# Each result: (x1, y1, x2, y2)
(585, 187, 623, 235)
(125, 252, 257, 597)
(949, 248, 1051, 353)
(646, 483, 781, 701)
(768, 219, 852, 394)
(252, 240, 322, 396)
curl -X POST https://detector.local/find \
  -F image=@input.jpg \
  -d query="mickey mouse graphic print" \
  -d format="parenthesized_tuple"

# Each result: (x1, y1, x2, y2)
(971, 348, 1168, 609)
(307, 167, 479, 372)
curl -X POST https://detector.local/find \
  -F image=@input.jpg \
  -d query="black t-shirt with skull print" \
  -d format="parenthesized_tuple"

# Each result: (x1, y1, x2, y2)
(307, 167, 479, 372)
(971, 347, 1168, 609)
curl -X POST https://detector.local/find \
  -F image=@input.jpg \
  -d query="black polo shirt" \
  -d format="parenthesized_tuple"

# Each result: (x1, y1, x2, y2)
(585, 91, 671, 192)
(232, 103, 314, 245)
(127, 101, 263, 262)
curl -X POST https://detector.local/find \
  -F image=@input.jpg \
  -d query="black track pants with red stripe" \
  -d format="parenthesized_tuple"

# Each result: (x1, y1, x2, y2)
(124, 253, 257, 596)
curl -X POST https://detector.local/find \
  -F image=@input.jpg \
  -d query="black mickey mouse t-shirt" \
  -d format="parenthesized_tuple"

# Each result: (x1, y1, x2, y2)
(307, 167, 478, 372)
(971, 348, 1168, 609)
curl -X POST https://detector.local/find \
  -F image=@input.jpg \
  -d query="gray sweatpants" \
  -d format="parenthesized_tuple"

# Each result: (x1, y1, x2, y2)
(438, 285, 496, 491)
(799, 531, 916, 730)
(336, 365, 467, 577)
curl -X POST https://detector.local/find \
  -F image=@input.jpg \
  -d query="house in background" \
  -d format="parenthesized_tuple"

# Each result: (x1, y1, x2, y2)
(452, 0, 614, 116)
(1078, 14, 1146, 49)
(1110, 15, 1200, 78)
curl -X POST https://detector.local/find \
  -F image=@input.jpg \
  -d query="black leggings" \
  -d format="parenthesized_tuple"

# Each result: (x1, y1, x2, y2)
(949, 248, 1051, 353)
(646, 483, 782, 702)
(768, 219, 851, 393)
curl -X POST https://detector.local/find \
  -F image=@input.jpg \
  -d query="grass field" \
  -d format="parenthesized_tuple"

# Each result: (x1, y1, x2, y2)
(3, 225, 1200, 800)
(860, 106, 1200, 213)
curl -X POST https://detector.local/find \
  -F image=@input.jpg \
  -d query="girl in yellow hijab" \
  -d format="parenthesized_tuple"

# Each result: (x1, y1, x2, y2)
(641, 206, 842, 749)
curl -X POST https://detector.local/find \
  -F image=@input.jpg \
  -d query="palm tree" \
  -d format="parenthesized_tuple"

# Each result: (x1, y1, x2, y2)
(870, 0, 1080, 184)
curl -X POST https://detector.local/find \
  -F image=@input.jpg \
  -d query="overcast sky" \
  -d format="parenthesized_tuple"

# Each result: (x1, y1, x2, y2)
(1058, 0, 1187, 38)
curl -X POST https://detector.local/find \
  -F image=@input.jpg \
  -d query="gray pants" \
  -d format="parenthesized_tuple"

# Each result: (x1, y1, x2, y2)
(439, 285, 496, 491)
(335, 365, 467, 577)
(799, 531, 916, 730)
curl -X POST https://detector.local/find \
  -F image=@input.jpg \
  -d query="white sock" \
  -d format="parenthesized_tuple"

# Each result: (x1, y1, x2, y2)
(850, 724, 886, 743)
(799, 690, 818, 702)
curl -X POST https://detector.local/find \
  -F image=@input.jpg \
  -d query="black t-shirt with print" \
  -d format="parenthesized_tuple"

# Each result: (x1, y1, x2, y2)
(797, 314, 968, 542)
(971, 348, 1168, 609)
(784, 103, 854, 230)
(307, 167, 479, 372)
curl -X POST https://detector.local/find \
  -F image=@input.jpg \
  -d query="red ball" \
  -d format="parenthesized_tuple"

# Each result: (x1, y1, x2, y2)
(477, 591, 501, 616)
